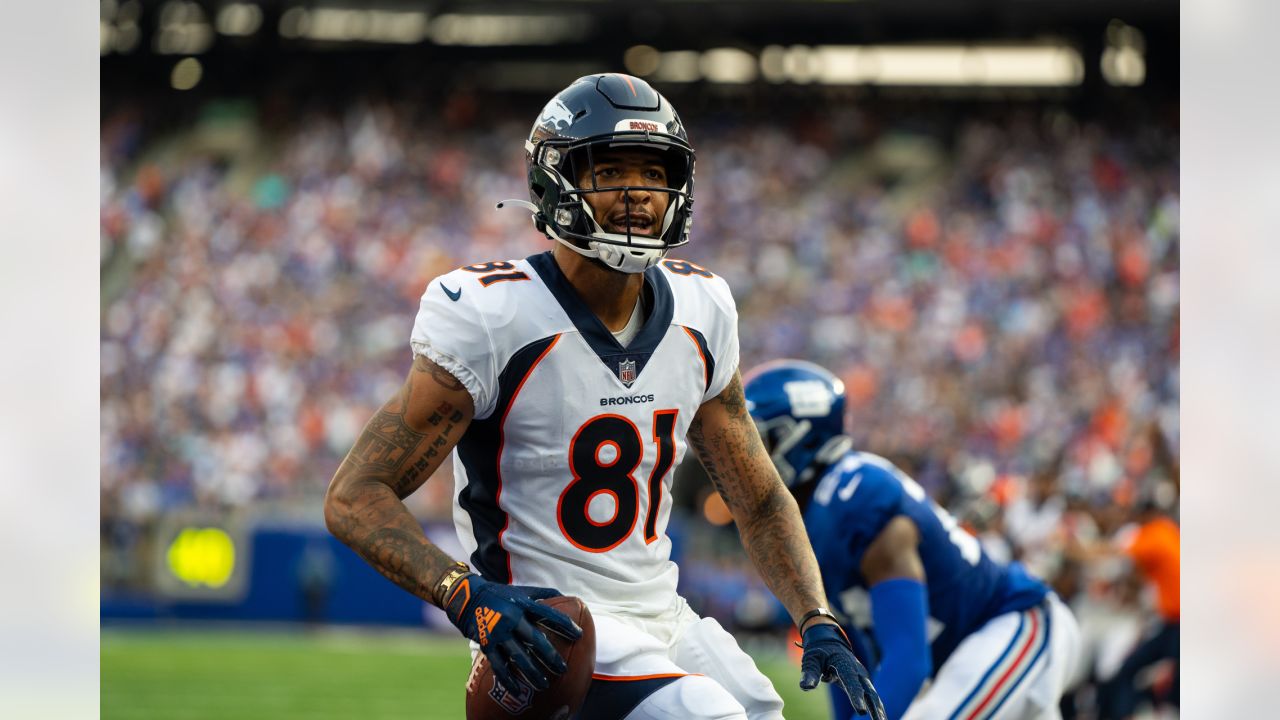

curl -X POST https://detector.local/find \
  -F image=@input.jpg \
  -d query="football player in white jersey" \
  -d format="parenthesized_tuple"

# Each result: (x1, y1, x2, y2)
(324, 74, 885, 720)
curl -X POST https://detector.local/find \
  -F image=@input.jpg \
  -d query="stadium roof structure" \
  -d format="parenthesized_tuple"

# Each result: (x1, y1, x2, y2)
(102, 0, 1175, 101)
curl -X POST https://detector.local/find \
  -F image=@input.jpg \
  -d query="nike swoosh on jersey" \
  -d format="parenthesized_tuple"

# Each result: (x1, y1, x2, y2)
(441, 283, 462, 301)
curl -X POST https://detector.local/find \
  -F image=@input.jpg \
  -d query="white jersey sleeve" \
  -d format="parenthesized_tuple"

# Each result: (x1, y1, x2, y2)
(409, 270, 500, 419)
(660, 260, 741, 404)
(700, 274, 741, 401)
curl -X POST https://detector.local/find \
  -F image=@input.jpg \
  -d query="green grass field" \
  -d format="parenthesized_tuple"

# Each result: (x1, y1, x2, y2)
(102, 627, 831, 719)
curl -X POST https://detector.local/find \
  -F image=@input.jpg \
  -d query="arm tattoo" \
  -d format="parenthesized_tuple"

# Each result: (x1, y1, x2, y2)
(324, 355, 472, 604)
(347, 357, 467, 496)
(688, 372, 831, 625)
(326, 487, 456, 600)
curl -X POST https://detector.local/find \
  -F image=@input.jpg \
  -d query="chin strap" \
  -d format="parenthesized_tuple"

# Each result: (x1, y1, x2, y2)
(552, 234, 599, 261)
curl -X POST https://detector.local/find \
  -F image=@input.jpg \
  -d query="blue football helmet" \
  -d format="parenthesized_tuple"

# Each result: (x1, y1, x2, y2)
(743, 360, 853, 488)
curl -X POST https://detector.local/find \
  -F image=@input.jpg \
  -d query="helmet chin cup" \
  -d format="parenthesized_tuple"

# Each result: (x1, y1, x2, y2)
(546, 231, 664, 274)
(593, 242, 665, 274)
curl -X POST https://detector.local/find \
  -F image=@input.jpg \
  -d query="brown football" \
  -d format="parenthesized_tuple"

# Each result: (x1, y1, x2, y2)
(465, 596, 596, 720)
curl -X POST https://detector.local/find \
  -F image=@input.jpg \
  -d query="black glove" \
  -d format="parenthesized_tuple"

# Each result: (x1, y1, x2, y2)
(443, 573, 582, 692)
(799, 622, 887, 720)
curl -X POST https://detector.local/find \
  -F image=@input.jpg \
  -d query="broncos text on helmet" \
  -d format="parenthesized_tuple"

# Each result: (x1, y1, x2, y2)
(501, 73, 695, 275)
(742, 360, 853, 488)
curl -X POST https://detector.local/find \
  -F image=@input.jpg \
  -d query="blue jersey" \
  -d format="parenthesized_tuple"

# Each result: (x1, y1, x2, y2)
(804, 451, 1048, 672)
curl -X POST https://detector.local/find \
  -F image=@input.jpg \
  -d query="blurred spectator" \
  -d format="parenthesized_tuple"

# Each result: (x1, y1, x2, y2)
(1097, 498, 1180, 718)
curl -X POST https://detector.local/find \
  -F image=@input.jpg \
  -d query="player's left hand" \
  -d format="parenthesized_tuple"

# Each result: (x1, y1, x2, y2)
(799, 622, 886, 720)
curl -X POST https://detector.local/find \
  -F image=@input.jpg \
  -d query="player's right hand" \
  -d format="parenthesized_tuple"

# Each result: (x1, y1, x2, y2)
(442, 573, 583, 692)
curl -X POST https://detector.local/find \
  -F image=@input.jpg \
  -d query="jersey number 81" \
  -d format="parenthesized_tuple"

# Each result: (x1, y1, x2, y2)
(557, 410, 678, 552)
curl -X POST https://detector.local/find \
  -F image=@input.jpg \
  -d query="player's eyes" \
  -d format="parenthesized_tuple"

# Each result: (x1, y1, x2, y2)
(593, 166, 665, 184)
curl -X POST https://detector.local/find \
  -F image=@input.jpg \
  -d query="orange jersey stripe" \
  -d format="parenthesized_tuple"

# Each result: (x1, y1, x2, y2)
(591, 672, 701, 682)
(496, 334, 562, 581)
(682, 326, 710, 390)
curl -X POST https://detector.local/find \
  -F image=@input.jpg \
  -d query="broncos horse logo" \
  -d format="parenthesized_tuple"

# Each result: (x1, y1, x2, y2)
(538, 99, 574, 131)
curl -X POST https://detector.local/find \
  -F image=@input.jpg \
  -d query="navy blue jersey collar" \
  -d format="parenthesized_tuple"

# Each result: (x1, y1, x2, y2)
(527, 251, 674, 370)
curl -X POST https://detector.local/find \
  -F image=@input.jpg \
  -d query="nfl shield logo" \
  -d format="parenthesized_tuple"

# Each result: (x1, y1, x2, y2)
(488, 675, 533, 714)
(617, 358, 638, 385)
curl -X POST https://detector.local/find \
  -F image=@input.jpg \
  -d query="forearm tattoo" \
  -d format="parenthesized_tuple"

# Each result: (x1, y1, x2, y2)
(325, 484, 455, 600)
(688, 372, 830, 624)
(325, 355, 470, 602)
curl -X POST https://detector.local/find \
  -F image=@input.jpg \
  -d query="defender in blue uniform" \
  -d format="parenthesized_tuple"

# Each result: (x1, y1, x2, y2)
(743, 360, 1080, 720)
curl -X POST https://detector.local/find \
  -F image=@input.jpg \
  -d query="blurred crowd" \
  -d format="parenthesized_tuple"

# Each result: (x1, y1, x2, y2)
(101, 92, 1177, 715)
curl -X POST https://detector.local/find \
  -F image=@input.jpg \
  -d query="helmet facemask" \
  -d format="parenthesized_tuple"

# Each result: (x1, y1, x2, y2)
(753, 415, 814, 487)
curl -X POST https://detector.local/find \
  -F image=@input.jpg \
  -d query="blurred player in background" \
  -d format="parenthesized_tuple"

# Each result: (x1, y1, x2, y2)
(744, 360, 1082, 720)
(1092, 496, 1179, 719)
(325, 75, 884, 720)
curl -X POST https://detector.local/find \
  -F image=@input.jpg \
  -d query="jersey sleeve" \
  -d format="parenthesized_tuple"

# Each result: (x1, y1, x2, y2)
(701, 274, 741, 402)
(409, 272, 500, 420)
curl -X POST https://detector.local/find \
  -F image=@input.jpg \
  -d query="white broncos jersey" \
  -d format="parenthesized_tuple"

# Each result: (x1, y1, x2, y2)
(410, 252, 739, 619)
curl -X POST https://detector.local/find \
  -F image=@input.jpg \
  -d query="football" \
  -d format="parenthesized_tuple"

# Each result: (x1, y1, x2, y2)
(465, 596, 596, 720)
